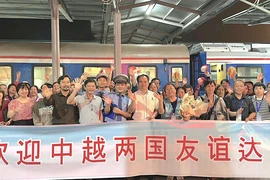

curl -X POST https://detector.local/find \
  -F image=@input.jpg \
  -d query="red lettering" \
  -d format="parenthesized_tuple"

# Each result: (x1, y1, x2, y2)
(82, 136, 106, 163)
(208, 135, 231, 161)
(239, 136, 262, 162)
(0, 141, 8, 165)
(51, 138, 72, 165)
(17, 139, 41, 165)
(145, 136, 166, 160)
(176, 135, 198, 162)
(114, 136, 137, 162)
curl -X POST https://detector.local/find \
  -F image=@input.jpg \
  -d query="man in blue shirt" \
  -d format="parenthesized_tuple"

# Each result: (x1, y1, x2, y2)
(103, 74, 135, 122)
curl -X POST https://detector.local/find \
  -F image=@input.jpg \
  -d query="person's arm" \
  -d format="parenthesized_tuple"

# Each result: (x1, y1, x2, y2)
(113, 108, 131, 118)
(33, 104, 43, 126)
(7, 101, 16, 119)
(14, 71, 21, 86)
(67, 78, 82, 105)
(99, 100, 104, 122)
(245, 112, 256, 121)
(103, 95, 112, 114)
(127, 90, 136, 113)
(154, 93, 164, 115)
(246, 99, 256, 121)
(106, 65, 115, 87)
(42, 86, 54, 106)
(257, 73, 263, 82)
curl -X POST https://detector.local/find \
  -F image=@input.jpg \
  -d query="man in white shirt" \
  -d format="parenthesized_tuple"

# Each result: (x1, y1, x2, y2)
(132, 74, 164, 120)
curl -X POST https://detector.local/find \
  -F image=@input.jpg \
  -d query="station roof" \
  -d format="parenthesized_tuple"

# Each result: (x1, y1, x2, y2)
(0, 0, 269, 44)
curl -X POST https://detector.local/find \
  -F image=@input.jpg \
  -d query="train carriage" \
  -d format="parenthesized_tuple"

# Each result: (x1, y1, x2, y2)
(190, 43, 270, 90)
(0, 42, 190, 89)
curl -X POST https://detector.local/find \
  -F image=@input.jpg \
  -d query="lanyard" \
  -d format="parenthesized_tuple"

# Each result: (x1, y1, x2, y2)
(234, 98, 244, 110)
(255, 96, 264, 112)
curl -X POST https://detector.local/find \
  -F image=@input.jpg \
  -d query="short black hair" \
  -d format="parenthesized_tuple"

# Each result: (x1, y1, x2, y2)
(164, 82, 176, 91)
(53, 82, 59, 86)
(203, 79, 216, 88)
(57, 75, 71, 84)
(84, 79, 96, 87)
(151, 78, 160, 84)
(253, 82, 266, 92)
(221, 79, 230, 85)
(183, 84, 193, 93)
(41, 83, 53, 89)
(16, 83, 30, 93)
(7, 83, 16, 91)
(136, 74, 149, 84)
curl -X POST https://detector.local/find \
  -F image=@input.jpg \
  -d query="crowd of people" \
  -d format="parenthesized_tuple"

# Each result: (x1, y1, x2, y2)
(0, 68, 270, 127)
(0, 68, 269, 180)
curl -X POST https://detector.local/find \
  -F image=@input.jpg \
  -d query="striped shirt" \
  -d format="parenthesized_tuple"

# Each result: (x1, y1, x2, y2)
(251, 96, 270, 121)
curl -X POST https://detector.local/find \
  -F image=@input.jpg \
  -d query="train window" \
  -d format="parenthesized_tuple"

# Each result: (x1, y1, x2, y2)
(0, 66, 11, 85)
(134, 66, 157, 81)
(236, 66, 262, 83)
(83, 67, 111, 79)
(171, 67, 183, 82)
(34, 67, 63, 87)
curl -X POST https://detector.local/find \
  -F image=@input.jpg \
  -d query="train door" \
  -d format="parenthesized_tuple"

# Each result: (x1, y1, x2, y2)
(209, 63, 226, 85)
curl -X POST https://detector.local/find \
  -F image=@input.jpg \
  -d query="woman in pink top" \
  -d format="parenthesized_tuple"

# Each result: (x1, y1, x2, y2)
(7, 83, 36, 125)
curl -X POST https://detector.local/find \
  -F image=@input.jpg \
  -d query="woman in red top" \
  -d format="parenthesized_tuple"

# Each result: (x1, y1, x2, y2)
(0, 90, 9, 125)
(7, 83, 36, 125)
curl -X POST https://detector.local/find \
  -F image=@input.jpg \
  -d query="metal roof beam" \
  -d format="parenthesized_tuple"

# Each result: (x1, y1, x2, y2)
(240, 0, 270, 15)
(146, 16, 184, 28)
(223, 0, 270, 23)
(162, 0, 182, 20)
(139, 26, 171, 36)
(0, 2, 49, 9)
(133, 34, 162, 43)
(108, 16, 145, 26)
(119, 1, 152, 10)
(249, 16, 270, 26)
(156, 0, 202, 15)
(58, 0, 73, 22)
(165, 0, 231, 43)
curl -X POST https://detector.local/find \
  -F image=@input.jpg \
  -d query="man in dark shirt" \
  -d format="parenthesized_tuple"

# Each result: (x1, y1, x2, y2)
(43, 75, 79, 125)
(224, 80, 256, 121)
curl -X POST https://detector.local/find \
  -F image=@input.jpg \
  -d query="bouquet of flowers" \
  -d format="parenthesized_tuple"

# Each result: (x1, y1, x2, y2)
(179, 93, 209, 117)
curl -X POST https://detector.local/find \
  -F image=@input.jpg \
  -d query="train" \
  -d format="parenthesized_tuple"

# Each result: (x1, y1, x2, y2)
(190, 43, 270, 89)
(0, 42, 269, 91)
(0, 42, 189, 89)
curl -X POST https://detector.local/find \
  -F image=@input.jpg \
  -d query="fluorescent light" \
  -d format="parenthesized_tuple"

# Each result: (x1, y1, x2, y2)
(146, 4, 155, 16)
(183, 15, 200, 29)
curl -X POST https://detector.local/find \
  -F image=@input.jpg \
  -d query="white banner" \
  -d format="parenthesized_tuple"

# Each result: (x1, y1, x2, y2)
(0, 120, 269, 179)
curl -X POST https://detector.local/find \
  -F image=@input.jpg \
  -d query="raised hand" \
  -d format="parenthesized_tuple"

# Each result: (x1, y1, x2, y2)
(16, 71, 21, 81)
(182, 78, 187, 85)
(103, 94, 112, 106)
(80, 73, 89, 82)
(154, 92, 163, 101)
(257, 73, 263, 82)
(110, 64, 115, 72)
(74, 78, 83, 90)
(42, 85, 53, 99)
(127, 90, 136, 101)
